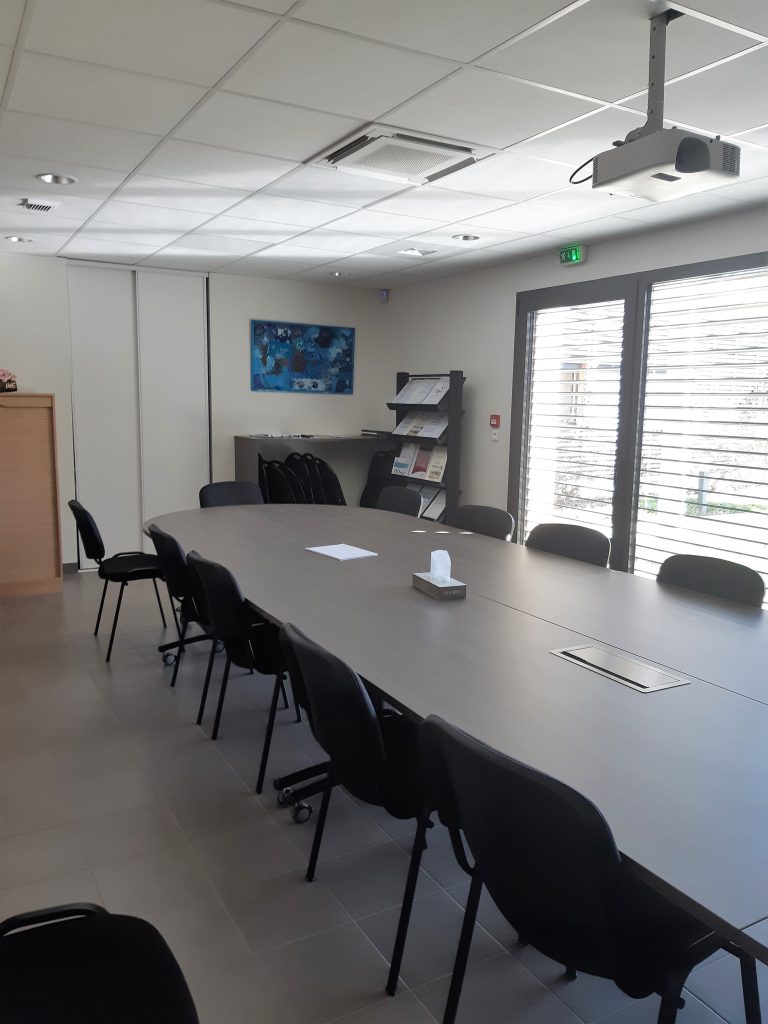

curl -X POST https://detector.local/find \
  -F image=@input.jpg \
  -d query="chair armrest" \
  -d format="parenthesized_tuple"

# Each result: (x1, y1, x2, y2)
(0, 903, 107, 937)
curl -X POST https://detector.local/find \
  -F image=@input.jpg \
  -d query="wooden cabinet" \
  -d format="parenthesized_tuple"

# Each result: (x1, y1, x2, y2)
(0, 393, 62, 595)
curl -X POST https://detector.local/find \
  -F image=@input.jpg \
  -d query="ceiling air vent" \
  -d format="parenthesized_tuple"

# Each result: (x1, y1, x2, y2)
(18, 197, 57, 213)
(315, 126, 489, 185)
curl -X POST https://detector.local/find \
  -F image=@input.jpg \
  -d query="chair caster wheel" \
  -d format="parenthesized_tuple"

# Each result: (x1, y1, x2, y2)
(277, 787, 293, 807)
(291, 802, 312, 824)
(162, 652, 177, 666)
(214, 641, 225, 654)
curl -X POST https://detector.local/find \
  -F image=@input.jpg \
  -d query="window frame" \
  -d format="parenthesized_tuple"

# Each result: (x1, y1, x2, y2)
(508, 250, 768, 573)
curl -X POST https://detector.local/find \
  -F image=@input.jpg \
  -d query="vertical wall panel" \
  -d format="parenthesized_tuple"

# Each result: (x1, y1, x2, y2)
(136, 270, 209, 524)
(68, 265, 143, 567)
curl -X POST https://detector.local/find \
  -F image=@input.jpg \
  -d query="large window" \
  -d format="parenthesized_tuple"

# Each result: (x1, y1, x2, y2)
(510, 255, 768, 601)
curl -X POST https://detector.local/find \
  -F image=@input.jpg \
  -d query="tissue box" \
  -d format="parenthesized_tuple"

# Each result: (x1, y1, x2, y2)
(412, 572, 466, 601)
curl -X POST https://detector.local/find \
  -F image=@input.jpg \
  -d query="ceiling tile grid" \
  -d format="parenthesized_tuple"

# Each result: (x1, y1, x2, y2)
(0, 0, 763, 280)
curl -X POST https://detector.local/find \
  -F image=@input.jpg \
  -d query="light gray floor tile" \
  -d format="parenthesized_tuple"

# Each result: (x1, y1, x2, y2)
(685, 951, 767, 1024)
(272, 789, 393, 864)
(93, 843, 217, 917)
(192, 820, 305, 896)
(327, 991, 438, 1023)
(0, 868, 103, 920)
(598, 991, 730, 1023)
(142, 894, 252, 965)
(398, 822, 469, 890)
(359, 889, 502, 989)
(78, 803, 185, 867)
(168, 787, 269, 841)
(318, 841, 439, 920)
(0, 823, 88, 889)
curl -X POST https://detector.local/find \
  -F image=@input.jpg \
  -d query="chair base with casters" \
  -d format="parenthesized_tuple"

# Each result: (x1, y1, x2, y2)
(0, 903, 199, 1023)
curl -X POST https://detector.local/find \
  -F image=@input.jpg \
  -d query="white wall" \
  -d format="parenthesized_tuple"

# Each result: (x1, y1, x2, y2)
(208, 274, 391, 479)
(0, 255, 77, 562)
(381, 207, 768, 510)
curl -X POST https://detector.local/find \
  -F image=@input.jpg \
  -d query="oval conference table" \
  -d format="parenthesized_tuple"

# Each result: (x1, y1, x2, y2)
(148, 504, 768, 967)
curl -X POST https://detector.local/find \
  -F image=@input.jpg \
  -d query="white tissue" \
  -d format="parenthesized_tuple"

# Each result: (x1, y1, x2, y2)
(430, 549, 451, 584)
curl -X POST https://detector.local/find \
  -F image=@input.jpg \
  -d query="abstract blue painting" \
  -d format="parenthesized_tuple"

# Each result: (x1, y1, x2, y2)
(250, 319, 355, 394)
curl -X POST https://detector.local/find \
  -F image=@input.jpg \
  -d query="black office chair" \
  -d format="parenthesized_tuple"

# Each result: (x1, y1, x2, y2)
(448, 505, 515, 541)
(280, 623, 422, 881)
(199, 480, 263, 508)
(147, 525, 215, 689)
(388, 716, 761, 1024)
(657, 554, 765, 608)
(377, 486, 421, 518)
(0, 903, 199, 1023)
(525, 522, 610, 567)
(68, 499, 167, 662)
(261, 460, 309, 503)
(186, 552, 289, 793)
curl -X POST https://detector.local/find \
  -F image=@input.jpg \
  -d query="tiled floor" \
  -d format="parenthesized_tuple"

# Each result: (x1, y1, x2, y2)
(0, 573, 762, 1024)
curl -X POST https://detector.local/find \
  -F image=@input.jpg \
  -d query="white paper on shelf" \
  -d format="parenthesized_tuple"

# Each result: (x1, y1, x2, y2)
(306, 544, 378, 561)
(417, 484, 440, 515)
(422, 490, 447, 521)
(392, 412, 449, 438)
(424, 378, 450, 404)
(393, 377, 439, 404)
(426, 445, 448, 482)
(393, 441, 418, 475)
(409, 445, 432, 479)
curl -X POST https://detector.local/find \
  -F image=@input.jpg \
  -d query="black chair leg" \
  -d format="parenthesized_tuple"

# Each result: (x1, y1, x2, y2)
(564, 967, 577, 981)
(94, 579, 108, 636)
(197, 642, 217, 725)
(152, 577, 167, 628)
(387, 813, 430, 995)
(256, 673, 284, 795)
(211, 655, 231, 740)
(280, 678, 289, 710)
(306, 771, 334, 882)
(443, 871, 483, 1024)
(105, 581, 126, 662)
(656, 991, 684, 1024)
(170, 620, 188, 688)
(739, 954, 762, 1024)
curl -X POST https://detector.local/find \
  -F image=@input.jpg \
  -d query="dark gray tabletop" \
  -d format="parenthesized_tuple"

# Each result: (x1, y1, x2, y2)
(149, 505, 768, 962)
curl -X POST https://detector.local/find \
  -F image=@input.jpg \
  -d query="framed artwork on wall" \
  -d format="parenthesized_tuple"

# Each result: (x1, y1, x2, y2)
(250, 319, 355, 394)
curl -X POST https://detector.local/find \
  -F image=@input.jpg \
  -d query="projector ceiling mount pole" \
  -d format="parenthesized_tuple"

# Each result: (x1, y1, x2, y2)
(626, 9, 684, 143)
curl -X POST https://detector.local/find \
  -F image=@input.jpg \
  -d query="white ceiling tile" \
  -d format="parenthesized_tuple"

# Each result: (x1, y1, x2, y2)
(515, 108, 646, 166)
(0, 155, 128, 200)
(371, 185, 508, 221)
(624, 48, 768, 134)
(166, 232, 267, 256)
(0, 0, 23, 46)
(737, 125, 768, 147)
(197, 215, 299, 244)
(470, 236, 554, 261)
(211, 0, 295, 13)
(265, 165, 406, 208)
(227, 22, 453, 119)
(409, 221, 530, 249)
(613, 190, 747, 226)
(291, 266, 362, 284)
(310, 252, 415, 277)
(480, 0, 752, 102)
(231, 192, 353, 227)
(389, 68, 598, 149)
(0, 112, 159, 171)
(253, 242, 342, 263)
(0, 190, 103, 221)
(0, 188, 88, 232)
(289, 229, 391, 254)
(26, 0, 276, 86)
(89, 200, 210, 232)
(114, 174, 248, 215)
(432, 152, 572, 201)
(364, 238, 459, 261)
(140, 249, 237, 271)
(219, 258, 307, 278)
(62, 236, 160, 263)
(175, 92, 362, 162)
(542, 215, 648, 244)
(80, 225, 189, 249)
(0, 45, 12, 91)
(673, 0, 768, 38)
(711, 175, 768, 204)
(297, 0, 575, 62)
(9, 54, 206, 135)
(330, 209, 441, 238)
(0, 232, 73, 255)
(140, 140, 296, 192)
(522, 184, 653, 218)
(465, 202, 593, 233)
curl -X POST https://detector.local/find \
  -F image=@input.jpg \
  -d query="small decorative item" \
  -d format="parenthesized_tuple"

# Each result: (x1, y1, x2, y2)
(250, 319, 354, 394)
(0, 369, 17, 392)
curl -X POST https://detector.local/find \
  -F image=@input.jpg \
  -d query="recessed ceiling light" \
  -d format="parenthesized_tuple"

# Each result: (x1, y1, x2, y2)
(398, 247, 437, 257)
(452, 233, 479, 241)
(5, 235, 33, 243)
(330, 270, 348, 278)
(36, 173, 78, 185)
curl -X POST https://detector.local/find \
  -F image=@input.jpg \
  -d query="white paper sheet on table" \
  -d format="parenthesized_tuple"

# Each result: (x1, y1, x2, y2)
(306, 544, 378, 561)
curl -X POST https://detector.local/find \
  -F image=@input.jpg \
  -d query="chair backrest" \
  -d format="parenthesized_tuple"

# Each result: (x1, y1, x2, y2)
(280, 623, 386, 798)
(68, 500, 106, 562)
(186, 551, 251, 661)
(360, 450, 398, 509)
(422, 716, 624, 977)
(199, 480, 263, 508)
(147, 524, 190, 602)
(449, 505, 515, 542)
(526, 523, 610, 567)
(284, 453, 319, 503)
(377, 485, 421, 517)
(315, 457, 346, 505)
(261, 460, 308, 503)
(657, 554, 765, 608)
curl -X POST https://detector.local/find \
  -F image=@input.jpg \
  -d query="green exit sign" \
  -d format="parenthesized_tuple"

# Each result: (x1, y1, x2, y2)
(559, 243, 587, 265)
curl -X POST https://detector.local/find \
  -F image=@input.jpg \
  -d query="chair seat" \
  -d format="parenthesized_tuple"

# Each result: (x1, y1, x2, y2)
(98, 552, 162, 582)
(0, 913, 198, 1023)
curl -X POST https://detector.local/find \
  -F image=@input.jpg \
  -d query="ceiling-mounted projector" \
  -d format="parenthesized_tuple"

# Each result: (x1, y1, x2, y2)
(590, 11, 740, 202)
